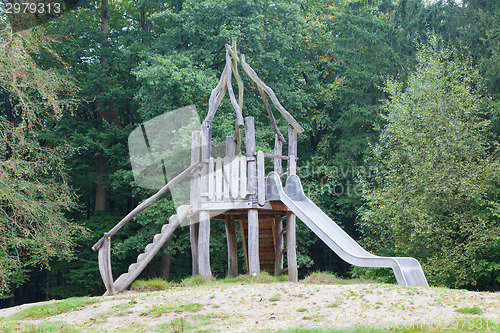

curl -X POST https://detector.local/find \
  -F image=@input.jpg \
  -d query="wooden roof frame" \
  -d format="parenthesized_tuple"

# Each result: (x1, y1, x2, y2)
(204, 39, 304, 150)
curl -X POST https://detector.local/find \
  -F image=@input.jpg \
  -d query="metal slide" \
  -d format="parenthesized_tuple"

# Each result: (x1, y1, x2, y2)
(266, 172, 428, 287)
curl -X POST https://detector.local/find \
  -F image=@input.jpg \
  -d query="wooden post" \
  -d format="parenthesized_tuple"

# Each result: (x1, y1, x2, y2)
(225, 137, 238, 277)
(287, 124, 298, 282)
(190, 223, 199, 276)
(245, 117, 257, 199)
(198, 121, 212, 280)
(274, 215, 284, 276)
(225, 216, 238, 277)
(245, 117, 260, 275)
(200, 121, 212, 195)
(248, 209, 260, 275)
(98, 233, 115, 295)
(226, 134, 236, 158)
(257, 150, 265, 206)
(274, 134, 282, 175)
(239, 220, 249, 273)
(225, 136, 236, 199)
(198, 211, 212, 280)
(190, 131, 201, 276)
(273, 135, 284, 276)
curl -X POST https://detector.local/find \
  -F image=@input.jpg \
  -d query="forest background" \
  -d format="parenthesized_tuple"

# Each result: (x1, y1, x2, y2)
(0, 0, 498, 307)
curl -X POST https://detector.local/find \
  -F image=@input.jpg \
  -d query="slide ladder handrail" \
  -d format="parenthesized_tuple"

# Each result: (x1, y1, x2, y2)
(92, 162, 201, 251)
(92, 162, 200, 296)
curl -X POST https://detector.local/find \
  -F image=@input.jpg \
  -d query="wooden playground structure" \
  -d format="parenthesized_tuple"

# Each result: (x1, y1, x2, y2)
(93, 40, 429, 296)
(93, 40, 304, 295)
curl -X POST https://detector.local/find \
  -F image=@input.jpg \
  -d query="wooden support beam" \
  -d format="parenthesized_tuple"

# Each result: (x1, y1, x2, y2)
(274, 135, 283, 175)
(198, 122, 212, 281)
(224, 136, 238, 277)
(231, 37, 244, 142)
(257, 150, 265, 206)
(226, 50, 245, 129)
(205, 61, 229, 123)
(190, 131, 201, 205)
(190, 220, 199, 276)
(226, 136, 236, 157)
(274, 215, 284, 276)
(235, 120, 242, 154)
(239, 220, 249, 273)
(92, 161, 201, 251)
(286, 212, 298, 282)
(200, 121, 212, 196)
(198, 211, 212, 281)
(287, 124, 298, 282)
(245, 117, 257, 202)
(225, 44, 304, 134)
(245, 116, 260, 274)
(258, 86, 285, 144)
(225, 216, 238, 277)
(98, 233, 115, 295)
(231, 37, 244, 112)
(248, 209, 260, 275)
(190, 130, 201, 275)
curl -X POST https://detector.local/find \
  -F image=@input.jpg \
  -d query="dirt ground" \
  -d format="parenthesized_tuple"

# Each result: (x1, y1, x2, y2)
(1, 282, 499, 332)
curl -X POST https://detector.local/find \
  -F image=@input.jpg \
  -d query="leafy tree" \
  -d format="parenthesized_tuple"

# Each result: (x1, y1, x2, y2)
(0, 26, 81, 297)
(359, 40, 500, 290)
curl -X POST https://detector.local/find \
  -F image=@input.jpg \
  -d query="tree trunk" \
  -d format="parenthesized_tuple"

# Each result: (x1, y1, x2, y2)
(100, 0, 109, 69)
(160, 242, 172, 281)
(95, 161, 107, 211)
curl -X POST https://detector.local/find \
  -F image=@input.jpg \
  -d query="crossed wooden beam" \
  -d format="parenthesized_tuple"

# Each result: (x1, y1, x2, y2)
(204, 38, 304, 152)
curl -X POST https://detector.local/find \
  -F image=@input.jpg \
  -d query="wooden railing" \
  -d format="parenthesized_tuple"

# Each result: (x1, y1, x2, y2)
(92, 161, 202, 252)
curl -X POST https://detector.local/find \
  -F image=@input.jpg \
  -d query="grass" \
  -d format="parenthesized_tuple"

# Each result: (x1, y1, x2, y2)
(269, 294, 281, 302)
(327, 302, 341, 308)
(10, 297, 98, 320)
(220, 271, 288, 284)
(133, 271, 287, 290)
(455, 306, 483, 315)
(140, 302, 203, 317)
(301, 271, 372, 285)
(153, 314, 216, 333)
(179, 275, 207, 287)
(130, 278, 172, 292)
(0, 321, 81, 333)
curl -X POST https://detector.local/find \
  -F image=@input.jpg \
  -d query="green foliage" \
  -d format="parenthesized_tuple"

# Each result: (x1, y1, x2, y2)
(0, 28, 81, 298)
(2, 0, 500, 302)
(130, 278, 172, 292)
(359, 40, 500, 290)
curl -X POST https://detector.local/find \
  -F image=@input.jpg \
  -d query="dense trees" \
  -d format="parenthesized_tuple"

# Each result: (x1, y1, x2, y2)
(0, 27, 81, 296)
(1, 0, 499, 302)
(359, 41, 500, 290)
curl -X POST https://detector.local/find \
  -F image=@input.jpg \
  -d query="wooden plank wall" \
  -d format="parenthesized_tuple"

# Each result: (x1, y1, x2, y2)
(240, 218, 276, 274)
